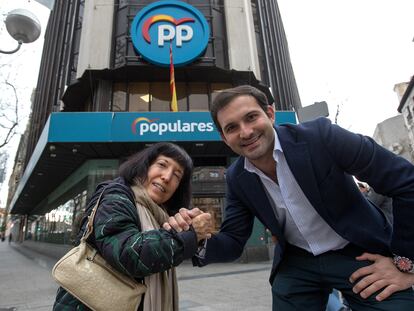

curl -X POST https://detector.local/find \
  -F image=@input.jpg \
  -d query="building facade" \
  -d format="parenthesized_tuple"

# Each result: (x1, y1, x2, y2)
(7, 0, 301, 260)
(397, 77, 414, 161)
(372, 115, 413, 162)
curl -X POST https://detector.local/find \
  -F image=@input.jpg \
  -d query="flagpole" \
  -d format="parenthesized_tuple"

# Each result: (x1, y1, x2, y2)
(169, 41, 178, 112)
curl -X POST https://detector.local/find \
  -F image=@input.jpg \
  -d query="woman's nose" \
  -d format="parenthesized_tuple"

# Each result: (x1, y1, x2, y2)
(161, 170, 173, 182)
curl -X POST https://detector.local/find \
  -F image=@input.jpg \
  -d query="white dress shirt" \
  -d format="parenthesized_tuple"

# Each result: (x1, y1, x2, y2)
(244, 129, 349, 255)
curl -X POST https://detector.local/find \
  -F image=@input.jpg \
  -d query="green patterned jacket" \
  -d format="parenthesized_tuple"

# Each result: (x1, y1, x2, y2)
(53, 177, 198, 310)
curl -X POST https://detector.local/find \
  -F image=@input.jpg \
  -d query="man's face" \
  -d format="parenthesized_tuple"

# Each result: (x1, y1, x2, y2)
(217, 95, 275, 164)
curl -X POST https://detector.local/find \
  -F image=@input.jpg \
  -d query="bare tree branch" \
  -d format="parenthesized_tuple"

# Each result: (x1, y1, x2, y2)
(0, 81, 19, 149)
(334, 104, 340, 125)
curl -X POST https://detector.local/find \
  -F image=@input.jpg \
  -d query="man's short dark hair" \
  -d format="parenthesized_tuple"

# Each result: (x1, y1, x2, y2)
(210, 85, 270, 132)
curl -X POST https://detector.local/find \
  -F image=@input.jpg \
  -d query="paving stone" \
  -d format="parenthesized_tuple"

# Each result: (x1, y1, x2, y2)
(0, 241, 272, 310)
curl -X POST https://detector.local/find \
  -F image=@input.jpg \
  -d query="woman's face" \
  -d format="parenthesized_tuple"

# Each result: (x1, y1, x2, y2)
(143, 155, 184, 204)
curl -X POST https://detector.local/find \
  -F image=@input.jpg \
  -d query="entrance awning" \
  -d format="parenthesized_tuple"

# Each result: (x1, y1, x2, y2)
(9, 111, 232, 215)
(10, 110, 296, 215)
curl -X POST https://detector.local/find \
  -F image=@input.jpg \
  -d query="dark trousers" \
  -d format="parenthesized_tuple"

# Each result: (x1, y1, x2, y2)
(272, 244, 414, 311)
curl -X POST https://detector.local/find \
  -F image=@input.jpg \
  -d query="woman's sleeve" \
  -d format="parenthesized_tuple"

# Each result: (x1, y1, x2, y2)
(91, 191, 198, 278)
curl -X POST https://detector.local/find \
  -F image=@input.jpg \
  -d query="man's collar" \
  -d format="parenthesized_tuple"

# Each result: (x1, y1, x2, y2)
(244, 128, 282, 172)
(273, 128, 283, 152)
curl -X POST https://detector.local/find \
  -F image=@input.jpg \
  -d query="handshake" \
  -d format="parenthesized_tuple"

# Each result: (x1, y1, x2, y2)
(163, 208, 214, 242)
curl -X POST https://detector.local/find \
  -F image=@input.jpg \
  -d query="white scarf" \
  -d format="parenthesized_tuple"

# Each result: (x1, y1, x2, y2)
(131, 185, 179, 311)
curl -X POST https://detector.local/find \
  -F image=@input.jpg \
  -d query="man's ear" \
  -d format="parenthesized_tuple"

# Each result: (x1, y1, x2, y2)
(266, 104, 275, 122)
(219, 132, 227, 144)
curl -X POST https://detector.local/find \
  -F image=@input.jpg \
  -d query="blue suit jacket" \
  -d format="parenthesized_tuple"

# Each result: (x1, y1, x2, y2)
(200, 117, 414, 283)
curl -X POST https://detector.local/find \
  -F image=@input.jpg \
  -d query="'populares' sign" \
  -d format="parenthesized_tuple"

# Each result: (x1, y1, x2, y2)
(130, 0, 210, 67)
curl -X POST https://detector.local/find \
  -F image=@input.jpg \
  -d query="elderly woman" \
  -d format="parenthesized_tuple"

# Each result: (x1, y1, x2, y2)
(53, 142, 211, 311)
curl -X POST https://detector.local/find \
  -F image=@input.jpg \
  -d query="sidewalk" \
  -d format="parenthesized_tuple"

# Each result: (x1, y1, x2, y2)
(0, 241, 272, 310)
(0, 241, 58, 311)
(178, 259, 272, 311)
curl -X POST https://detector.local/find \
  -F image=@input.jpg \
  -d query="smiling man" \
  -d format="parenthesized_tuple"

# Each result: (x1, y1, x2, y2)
(167, 85, 414, 310)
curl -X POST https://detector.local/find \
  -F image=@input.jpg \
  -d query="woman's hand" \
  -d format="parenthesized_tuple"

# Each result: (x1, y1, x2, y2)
(163, 208, 203, 231)
(163, 208, 213, 241)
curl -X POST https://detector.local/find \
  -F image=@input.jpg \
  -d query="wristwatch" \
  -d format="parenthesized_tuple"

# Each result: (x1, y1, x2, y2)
(393, 255, 414, 273)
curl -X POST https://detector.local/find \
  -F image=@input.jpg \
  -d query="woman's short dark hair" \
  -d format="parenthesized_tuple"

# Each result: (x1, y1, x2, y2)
(211, 85, 269, 132)
(119, 142, 193, 213)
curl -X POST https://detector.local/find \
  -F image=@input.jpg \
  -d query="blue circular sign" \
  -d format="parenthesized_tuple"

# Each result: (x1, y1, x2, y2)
(130, 1, 210, 67)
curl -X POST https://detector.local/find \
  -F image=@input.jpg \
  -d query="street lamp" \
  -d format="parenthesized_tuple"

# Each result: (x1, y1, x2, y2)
(0, 8, 41, 54)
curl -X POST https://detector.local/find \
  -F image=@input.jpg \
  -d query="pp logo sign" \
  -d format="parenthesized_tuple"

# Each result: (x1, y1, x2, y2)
(131, 1, 210, 67)
(142, 15, 195, 47)
(157, 23, 192, 46)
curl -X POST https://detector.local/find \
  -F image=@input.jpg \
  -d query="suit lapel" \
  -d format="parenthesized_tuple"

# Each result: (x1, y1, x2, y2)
(276, 126, 323, 210)
(237, 168, 283, 239)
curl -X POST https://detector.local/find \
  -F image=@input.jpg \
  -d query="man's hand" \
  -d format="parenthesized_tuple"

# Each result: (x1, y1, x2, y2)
(349, 252, 414, 301)
(192, 213, 213, 241)
(163, 208, 203, 232)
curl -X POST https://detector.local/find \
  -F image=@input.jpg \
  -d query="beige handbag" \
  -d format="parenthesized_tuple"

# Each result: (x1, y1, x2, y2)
(52, 189, 146, 311)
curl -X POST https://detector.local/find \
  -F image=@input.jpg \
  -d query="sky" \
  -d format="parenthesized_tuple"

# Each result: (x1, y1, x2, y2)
(0, 0, 50, 207)
(277, 0, 414, 135)
(0, 0, 413, 205)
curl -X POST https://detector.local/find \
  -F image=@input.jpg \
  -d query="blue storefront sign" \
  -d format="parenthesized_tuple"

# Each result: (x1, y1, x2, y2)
(47, 111, 297, 143)
(130, 1, 210, 67)
(116, 112, 218, 141)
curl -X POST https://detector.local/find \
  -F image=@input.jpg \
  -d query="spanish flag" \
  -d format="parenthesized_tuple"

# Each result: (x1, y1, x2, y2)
(169, 43, 178, 112)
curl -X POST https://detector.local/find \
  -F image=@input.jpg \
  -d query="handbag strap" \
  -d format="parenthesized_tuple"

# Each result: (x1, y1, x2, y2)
(81, 187, 108, 242)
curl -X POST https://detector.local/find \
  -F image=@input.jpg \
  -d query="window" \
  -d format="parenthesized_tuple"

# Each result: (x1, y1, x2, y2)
(129, 82, 149, 111)
(112, 83, 127, 111)
(30, 200, 75, 245)
(211, 83, 232, 104)
(111, 82, 232, 112)
(189, 83, 208, 111)
(151, 82, 186, 111)
(151, 82, 170, 111)
(84, 96, 93, 112)
(176, 82, 187, 111)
